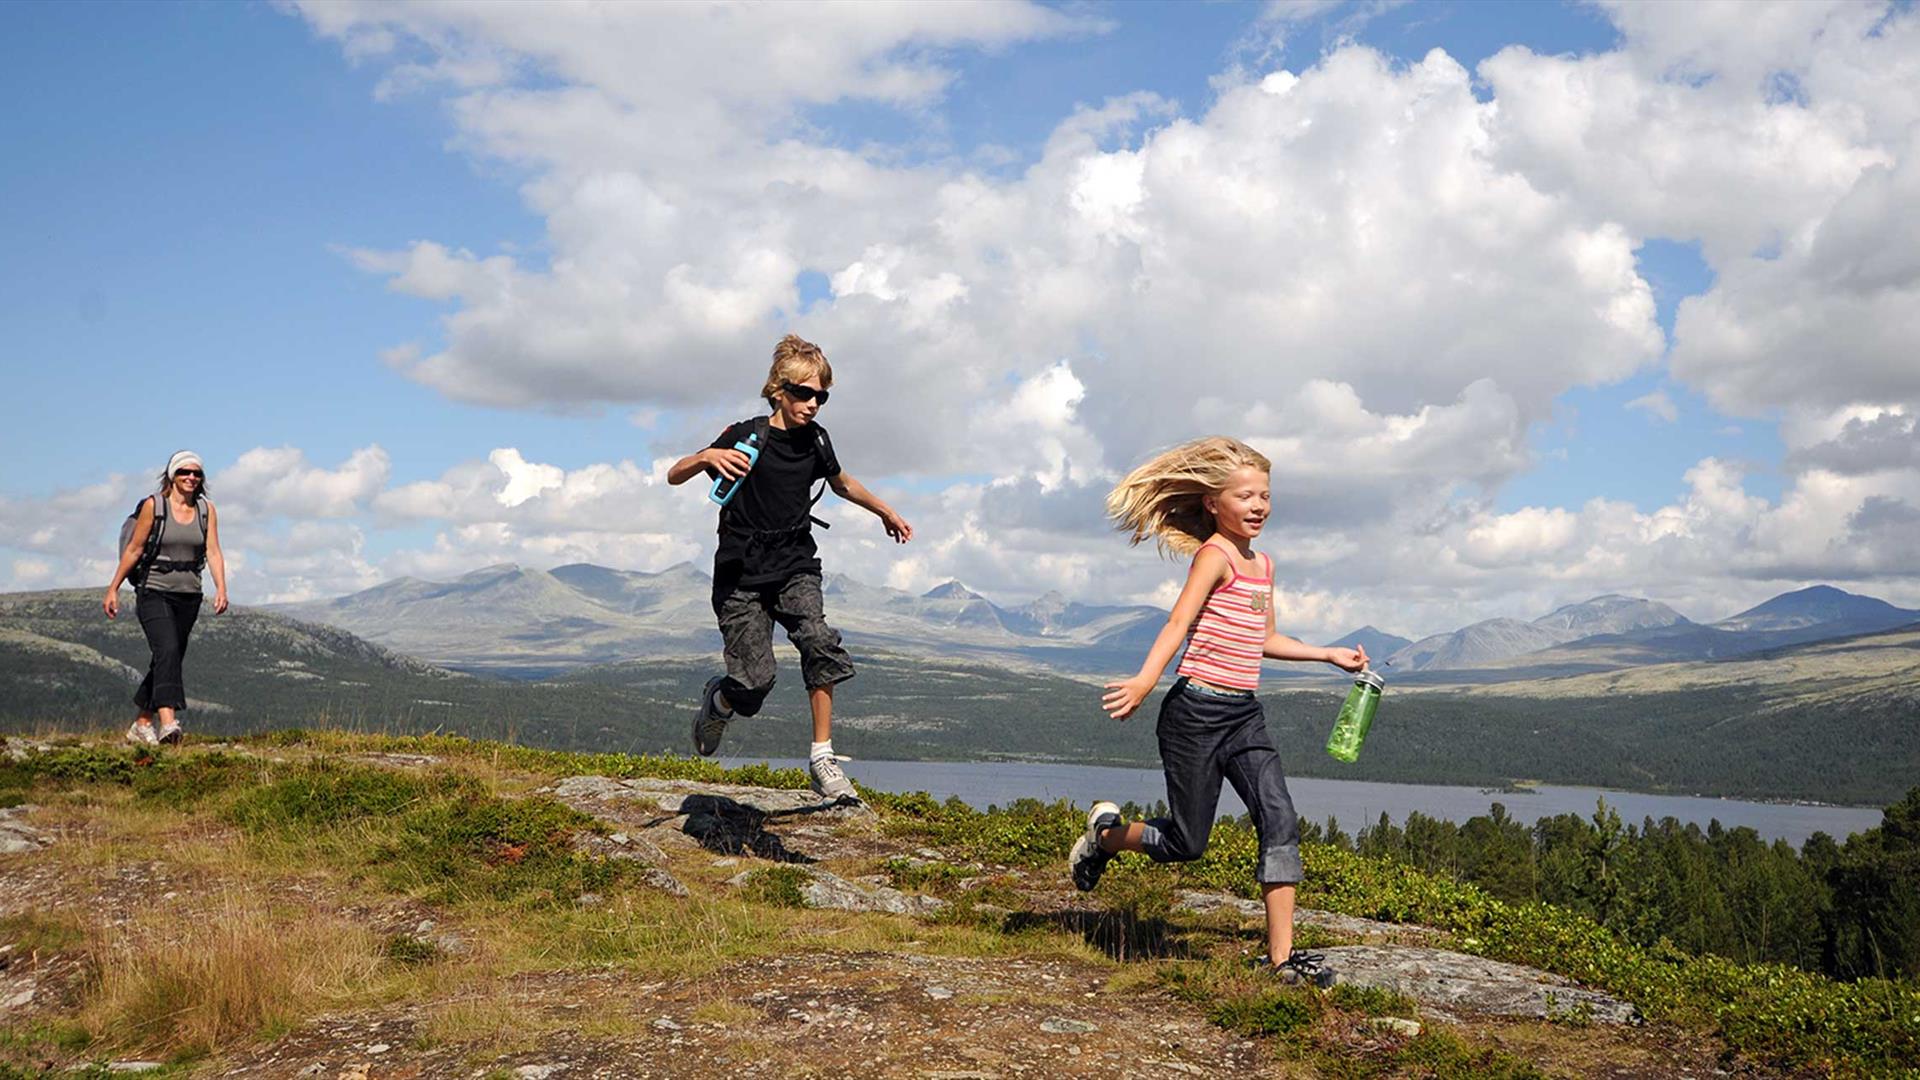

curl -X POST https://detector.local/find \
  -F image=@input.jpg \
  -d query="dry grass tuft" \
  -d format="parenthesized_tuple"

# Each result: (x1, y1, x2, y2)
(415, 996, 537, 1055)
(82, 889, 388, 1057)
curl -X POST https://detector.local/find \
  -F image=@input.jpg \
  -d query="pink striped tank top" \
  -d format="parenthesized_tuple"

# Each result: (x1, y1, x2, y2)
(1176, 540, 1272, 691)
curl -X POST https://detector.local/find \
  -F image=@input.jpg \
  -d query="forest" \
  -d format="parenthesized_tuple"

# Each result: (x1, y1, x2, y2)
(1289, 787, 1920, 982)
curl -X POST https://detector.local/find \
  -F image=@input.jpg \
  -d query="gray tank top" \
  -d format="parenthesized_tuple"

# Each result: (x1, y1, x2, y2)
(144, 498, 205, 594)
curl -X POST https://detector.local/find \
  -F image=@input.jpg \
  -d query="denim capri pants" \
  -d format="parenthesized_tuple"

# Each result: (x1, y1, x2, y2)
(1138, 677, 1303, 885)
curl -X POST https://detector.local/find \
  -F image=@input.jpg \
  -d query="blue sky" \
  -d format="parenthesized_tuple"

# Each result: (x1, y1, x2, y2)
(3, 0, 1913, 632)
(3, 1, 1758, 503)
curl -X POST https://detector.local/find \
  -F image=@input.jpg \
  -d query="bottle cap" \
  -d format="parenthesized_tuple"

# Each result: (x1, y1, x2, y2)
(1353, 669, 1384, 691)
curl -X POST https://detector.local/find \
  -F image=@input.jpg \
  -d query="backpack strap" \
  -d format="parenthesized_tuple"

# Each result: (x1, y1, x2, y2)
(133, 495, 166, 587)
(191, 497, 209, 571)
(806, 478, 830, 530)
(808, 429, 832, 530)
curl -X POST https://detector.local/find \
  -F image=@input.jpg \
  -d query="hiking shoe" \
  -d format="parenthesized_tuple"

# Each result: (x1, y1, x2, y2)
(126, 720, 158, 746)
(157, 718, 183, 745)
(692, 676, 733, 757)
(1068, 800, 1121, 892)
(1253, 950, 1334, 988)
(808, 754, 857, 802)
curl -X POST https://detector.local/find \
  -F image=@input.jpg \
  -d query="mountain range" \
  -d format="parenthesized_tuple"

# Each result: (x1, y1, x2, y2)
(274, 564, 1920, 684)
(276, 563, 1169, 677)
(6, 584, 1917, 804)
(1392, 586, 1920, 678)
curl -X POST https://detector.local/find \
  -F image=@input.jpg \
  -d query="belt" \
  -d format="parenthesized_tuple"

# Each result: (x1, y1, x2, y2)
(1176, 676, 1255, 700)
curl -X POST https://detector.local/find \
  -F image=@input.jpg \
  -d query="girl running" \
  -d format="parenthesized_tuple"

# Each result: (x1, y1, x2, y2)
(1069, 436, 1367, 980)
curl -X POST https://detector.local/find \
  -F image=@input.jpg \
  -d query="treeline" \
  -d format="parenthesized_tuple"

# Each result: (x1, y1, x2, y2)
(1296, 787, 1920, 982)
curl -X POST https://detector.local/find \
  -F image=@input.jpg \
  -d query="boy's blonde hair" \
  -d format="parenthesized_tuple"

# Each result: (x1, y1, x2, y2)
(1107, 436, 1272, 556)
(762, 334, 834, 407)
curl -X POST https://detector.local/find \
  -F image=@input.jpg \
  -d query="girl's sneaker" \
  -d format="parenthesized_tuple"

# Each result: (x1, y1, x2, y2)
(1249, 950, 1335, 988)
(1069, 800, 1121, 891)
(126, 720, 159, 746)
(157, 718, 183, 745)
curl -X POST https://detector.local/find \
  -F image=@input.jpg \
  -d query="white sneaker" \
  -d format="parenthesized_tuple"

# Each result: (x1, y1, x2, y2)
(126, 720, 159, 746)
(1069, 800, 1121, 892)
(157, 718, 183, 745)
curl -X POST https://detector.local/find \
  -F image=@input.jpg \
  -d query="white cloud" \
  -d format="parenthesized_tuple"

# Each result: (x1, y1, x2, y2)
(293, 5, 1666, 506)
(221, 446, 392, 520)
(1626, 390, 1679, 423)
(13, 4, 1920, 646)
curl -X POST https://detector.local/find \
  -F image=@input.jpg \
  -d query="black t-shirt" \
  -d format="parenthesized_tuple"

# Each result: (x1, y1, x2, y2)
(707, 417, 841, 588)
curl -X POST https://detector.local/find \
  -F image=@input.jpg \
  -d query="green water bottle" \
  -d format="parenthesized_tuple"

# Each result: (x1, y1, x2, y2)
(1325, 669, 1385, 763)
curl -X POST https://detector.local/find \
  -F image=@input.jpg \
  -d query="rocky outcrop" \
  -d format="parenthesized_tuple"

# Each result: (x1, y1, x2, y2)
(1172, 890, 1633, 1023)
(726, 866, 947, 916)
(1319, 945, 1638, 1024)
(545, 775, 870, 819)
(544, 774, 874, 865)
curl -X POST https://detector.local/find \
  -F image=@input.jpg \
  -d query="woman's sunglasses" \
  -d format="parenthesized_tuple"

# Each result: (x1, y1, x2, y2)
(781, 381, 830, 405)
(175, 469, 204, 479)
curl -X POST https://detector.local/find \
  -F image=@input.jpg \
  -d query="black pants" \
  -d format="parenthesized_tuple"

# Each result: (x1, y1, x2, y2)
(712, 572, 855, 717)
(134, 589, 201, 712)
(1139, 678, 1303, 884)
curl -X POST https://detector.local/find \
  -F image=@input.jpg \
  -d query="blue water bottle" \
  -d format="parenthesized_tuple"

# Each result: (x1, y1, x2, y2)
(708, 432, 761, 506)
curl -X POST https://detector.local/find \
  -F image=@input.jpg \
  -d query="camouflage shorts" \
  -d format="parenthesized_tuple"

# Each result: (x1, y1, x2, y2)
(712, 572, 855, 717)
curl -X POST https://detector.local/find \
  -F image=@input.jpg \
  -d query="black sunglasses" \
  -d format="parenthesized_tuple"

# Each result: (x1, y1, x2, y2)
(175, 469, 204, 479)
(781, 381, 829, 405)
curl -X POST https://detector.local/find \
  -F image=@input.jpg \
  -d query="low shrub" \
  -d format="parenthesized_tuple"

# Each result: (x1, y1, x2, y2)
(224, 762, 471, 832)
(739, 866, 810, 908)
(1328, 984, 1418, 1018)
(383, 794, 615, 904)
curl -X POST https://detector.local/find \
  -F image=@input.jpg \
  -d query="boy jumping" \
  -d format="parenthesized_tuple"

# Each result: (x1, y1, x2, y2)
(666, 334, 912, 800)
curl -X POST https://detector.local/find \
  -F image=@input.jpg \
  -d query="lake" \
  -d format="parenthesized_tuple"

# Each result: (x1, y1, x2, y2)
(723, 757, 1885, 848)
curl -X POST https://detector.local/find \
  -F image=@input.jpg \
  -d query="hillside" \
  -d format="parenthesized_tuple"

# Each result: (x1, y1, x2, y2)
(1, 735, 1912, 1077)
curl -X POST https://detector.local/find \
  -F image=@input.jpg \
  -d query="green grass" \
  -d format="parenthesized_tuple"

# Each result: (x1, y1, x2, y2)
(1393, 1028, 1551, 1079)
(0, 911, 88, 953)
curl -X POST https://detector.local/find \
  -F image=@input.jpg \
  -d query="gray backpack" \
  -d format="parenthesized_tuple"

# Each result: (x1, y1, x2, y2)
(118, 494, 207, 587)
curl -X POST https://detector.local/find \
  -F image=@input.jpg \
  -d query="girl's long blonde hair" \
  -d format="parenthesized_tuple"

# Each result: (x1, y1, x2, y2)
(1107, 436, 1271, 556)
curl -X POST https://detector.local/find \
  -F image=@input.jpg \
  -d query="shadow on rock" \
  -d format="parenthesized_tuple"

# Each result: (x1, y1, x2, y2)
(649, 793, 857, 864)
